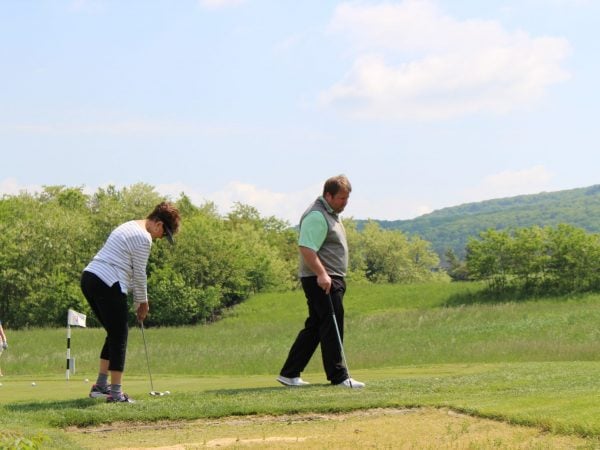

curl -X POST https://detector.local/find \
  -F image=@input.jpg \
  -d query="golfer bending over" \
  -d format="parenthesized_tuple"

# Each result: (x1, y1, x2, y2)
(81, 202, 180, 403)
(277, 175, 364, 389)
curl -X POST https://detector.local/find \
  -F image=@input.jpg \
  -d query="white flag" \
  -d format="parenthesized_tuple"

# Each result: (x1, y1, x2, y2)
(67, 309, 87, 327)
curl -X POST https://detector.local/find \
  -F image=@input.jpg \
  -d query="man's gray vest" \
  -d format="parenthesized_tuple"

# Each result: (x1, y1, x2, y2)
(299, 197, 348, 278)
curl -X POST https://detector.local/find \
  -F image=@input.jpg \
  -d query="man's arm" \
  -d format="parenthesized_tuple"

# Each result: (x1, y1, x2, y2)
(299, 246, 332, 294)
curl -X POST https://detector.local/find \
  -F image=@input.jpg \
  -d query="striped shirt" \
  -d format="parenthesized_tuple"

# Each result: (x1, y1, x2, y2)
(84, 220, 152, 304)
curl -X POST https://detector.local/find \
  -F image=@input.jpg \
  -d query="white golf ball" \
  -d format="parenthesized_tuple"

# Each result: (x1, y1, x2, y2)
(164, 390, 170, 395)
(84, 378, 89, 382)
(31, 382, 37, 386)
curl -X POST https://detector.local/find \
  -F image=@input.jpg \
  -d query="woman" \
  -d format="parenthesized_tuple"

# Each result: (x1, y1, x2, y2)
(81, 201, 180, 403)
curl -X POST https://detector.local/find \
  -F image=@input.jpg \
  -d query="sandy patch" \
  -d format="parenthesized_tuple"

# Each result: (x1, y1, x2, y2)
(69, 407, 591, 449)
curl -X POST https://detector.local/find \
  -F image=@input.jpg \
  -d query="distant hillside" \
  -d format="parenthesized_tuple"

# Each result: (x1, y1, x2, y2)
(361, 184, 600, 260)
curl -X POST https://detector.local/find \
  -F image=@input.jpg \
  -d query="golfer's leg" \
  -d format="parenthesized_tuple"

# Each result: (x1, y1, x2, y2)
(279, 278, 321, 377)
(81, 272, 111, 383)
(280, 313, 320, 377)
(104, 283, 129, 374)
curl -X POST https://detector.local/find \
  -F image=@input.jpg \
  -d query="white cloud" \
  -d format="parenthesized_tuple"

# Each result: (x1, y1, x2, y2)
(484, 165, 553, 190)
(416, 204, 434, 216)
(198, 0, 245, 10)
(158, 181, 433, 221)
(0, 177, 439, 221)
(0, 178, 317, 223)
(462, 165, 554, 202)
(348, 194, 435, 221)
(0, 172, 558, 222)
(320, 0, 570, 120)
(0, 178, 43, 197)
(157, 181, 320, 224)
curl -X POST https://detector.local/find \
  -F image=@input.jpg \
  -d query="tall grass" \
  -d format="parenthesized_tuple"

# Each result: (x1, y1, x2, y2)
(4, 282, 600, 377)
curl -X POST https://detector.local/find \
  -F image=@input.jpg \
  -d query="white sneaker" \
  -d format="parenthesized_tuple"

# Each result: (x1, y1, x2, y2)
(277, 375, 310, 386)
(336, 377, 365, 389)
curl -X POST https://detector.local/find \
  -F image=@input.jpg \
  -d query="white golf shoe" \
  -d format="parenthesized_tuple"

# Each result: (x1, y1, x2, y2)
(276, 375, 310, 386)
(336, 377, 365, 389)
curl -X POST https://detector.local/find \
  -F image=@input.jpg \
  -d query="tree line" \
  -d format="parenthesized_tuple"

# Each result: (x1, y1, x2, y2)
(373, 184, 600, 260)
(0, 184, 443, 328)
(464, 224, 600, 294)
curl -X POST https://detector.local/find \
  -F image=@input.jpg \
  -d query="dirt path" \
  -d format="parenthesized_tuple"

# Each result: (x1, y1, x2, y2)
(67, 407, 592, 449)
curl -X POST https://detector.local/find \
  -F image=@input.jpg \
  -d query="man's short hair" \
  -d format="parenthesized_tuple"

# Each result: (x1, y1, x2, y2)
(323, 175, 352, 196)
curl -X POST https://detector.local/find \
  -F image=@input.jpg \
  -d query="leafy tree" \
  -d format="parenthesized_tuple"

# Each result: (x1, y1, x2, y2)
(545, 224, 600, 292)
(407, 236, 441, 282)
(445, 249, 469, 281)
(343, 218, 368, 283)
(466, 229, 512, 291)
(146, 266, 217, 326)
(0, 183, 446, 328)
(358, 221, 441, 283)
(466, 224, 600, 295)
(367, 184, 600, 259)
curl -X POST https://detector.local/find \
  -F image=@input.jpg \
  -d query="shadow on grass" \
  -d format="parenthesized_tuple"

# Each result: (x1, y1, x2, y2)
(205, 384, 331, 396)
(6, 398, 99, 413)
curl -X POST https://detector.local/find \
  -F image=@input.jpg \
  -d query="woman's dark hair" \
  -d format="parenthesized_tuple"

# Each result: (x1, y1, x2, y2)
(147, 202, 181, 235)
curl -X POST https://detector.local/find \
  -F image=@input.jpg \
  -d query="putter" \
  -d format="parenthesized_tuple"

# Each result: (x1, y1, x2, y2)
(140, 321, 165, 396)
(327, 293, 353, 388)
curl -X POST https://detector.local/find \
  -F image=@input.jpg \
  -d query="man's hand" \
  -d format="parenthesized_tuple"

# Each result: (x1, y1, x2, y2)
(136, 302, 149, 322)
(317, 273, 332, 294)
(300, 247, 332, 293)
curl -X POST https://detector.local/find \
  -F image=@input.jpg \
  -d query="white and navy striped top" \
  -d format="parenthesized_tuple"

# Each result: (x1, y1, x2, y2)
(84, 220, 152, 304)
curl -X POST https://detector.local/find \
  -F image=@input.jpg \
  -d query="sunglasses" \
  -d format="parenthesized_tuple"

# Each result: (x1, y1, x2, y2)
(161, 221, 174, 245)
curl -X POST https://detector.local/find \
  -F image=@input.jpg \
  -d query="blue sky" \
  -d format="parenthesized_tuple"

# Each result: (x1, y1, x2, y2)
(1, 0, 598, 223)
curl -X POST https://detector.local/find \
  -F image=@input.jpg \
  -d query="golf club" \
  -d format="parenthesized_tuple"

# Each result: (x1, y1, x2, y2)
(140, 321, 166, 396)
(327, 293, 353, 388)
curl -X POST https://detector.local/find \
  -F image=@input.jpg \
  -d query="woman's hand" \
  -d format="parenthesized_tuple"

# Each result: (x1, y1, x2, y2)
(136, 302, 149, 322)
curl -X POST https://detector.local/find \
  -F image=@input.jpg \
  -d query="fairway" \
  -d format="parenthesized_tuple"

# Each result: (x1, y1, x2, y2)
(0, 368, 596, 449)
(3, 283, 600, 448)
(2, 364, 600, 448)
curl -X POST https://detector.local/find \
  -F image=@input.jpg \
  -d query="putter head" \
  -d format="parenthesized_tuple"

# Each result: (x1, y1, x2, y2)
(150, 391, 164, 396)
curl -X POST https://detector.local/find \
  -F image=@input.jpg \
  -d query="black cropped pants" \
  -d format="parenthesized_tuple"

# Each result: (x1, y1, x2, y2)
(80, 271, 129, 372)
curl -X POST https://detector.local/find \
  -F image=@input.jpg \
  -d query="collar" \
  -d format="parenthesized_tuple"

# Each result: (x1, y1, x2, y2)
(318, 196, 336, 215)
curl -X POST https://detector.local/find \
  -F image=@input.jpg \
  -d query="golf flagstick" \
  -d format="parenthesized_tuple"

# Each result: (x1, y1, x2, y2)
(327, 293, 353, 388)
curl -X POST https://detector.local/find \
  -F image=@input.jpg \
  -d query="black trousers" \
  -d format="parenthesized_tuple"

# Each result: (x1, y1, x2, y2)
(80, 271, 129, 372)
(279, 276, 348, 384)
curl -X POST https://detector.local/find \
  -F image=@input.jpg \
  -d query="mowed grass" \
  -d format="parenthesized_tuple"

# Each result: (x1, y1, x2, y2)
(2, 281, 600, 448)
(5, 281, 600, 376)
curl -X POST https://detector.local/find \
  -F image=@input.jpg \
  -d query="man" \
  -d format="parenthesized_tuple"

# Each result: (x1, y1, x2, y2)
(277, 175, 365, 389)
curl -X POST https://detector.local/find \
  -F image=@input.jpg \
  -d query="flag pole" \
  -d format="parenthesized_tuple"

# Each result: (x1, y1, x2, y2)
(66, 308, 86, 380)
(66, 322, 71, 381)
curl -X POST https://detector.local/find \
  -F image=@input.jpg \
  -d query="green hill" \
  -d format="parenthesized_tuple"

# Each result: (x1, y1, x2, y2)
(364, 184, 600, 259)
